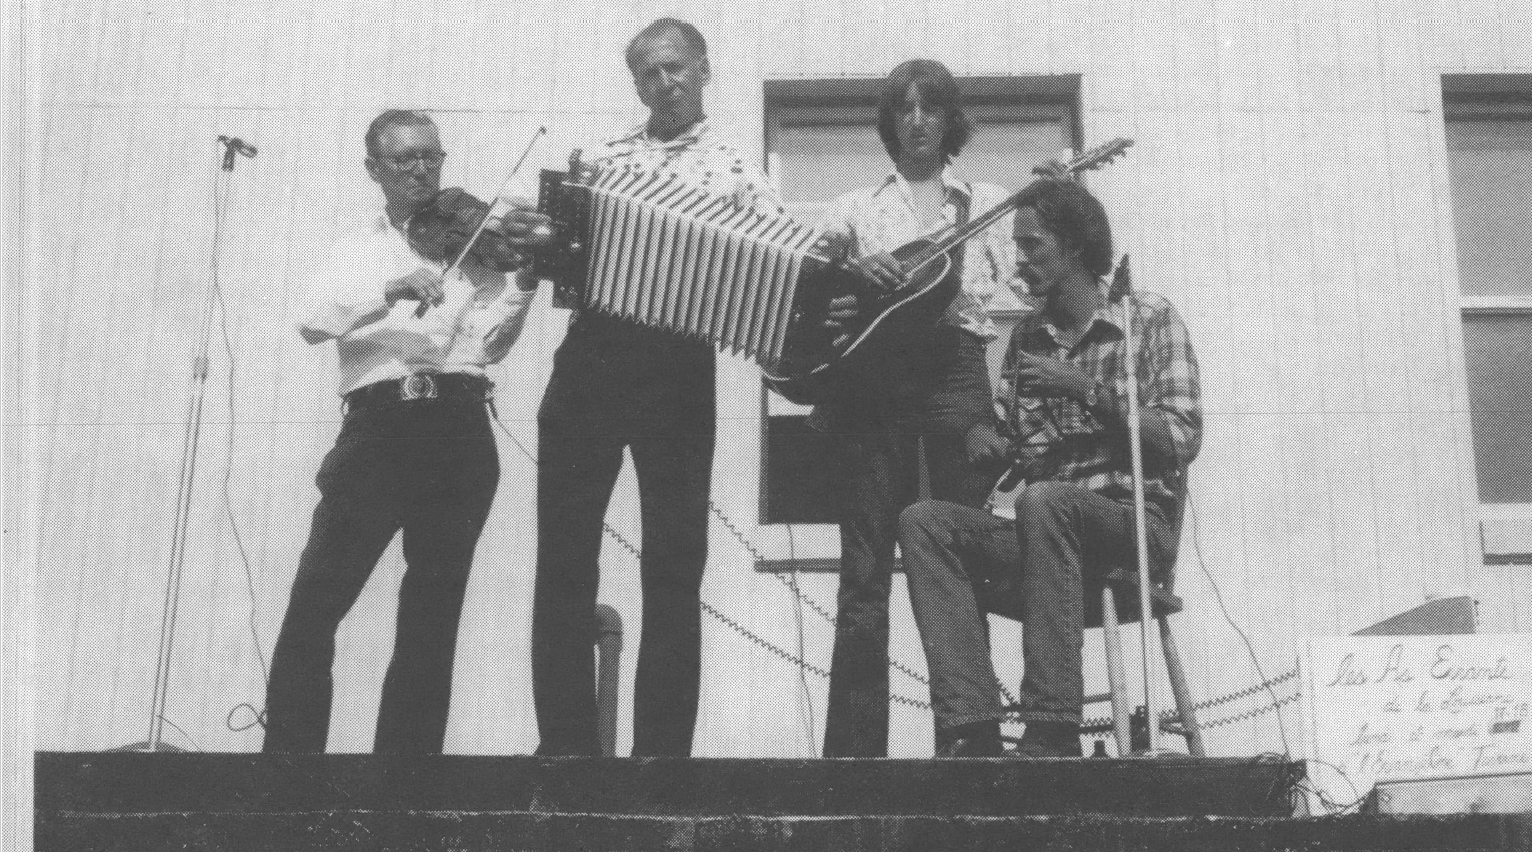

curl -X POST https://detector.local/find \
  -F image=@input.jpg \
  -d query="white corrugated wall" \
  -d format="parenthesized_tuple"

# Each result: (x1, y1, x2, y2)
(18, 0, 1532, 758)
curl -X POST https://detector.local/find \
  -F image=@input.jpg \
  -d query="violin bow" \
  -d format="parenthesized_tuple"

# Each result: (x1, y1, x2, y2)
(440, 126, 548, 281)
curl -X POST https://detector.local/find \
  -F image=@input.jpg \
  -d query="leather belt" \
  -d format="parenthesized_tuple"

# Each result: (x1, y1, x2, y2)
(344, 372, 492, 410)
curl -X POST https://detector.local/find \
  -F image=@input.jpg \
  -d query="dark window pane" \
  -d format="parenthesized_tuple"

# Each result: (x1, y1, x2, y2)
(1463, 315, 1532, 503)
(1446, 119, 1532, 299)
(762, 91, 1073, 525)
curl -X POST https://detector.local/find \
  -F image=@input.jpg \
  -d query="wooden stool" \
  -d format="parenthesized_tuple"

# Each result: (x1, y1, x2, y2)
(1085, 569, 1205, 757)
(595, 604, 623, 757)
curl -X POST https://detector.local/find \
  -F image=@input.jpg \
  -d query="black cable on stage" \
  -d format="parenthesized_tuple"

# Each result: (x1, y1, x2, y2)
(1187, 490, 1292, 757)
(208, 158, 269, 735)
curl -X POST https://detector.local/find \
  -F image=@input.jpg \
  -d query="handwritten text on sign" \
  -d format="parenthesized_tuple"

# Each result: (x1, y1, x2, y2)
(1301, 634, 1532, 809)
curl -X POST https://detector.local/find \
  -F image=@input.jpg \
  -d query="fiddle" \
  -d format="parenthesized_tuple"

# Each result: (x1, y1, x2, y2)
(405, 126, 552, 280)
(405, 187, 530, 273)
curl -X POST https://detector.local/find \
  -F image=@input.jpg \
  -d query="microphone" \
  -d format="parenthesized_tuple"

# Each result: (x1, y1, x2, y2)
(218, 135, 257, 157)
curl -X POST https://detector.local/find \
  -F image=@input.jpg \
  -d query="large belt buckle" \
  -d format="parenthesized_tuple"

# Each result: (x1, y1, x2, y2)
(400, 371, 439, 401)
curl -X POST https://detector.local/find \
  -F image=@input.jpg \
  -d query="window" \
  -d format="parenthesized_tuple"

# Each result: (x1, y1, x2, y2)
(757, 76, 1079, 553)
(1444, 75, 1532, 562)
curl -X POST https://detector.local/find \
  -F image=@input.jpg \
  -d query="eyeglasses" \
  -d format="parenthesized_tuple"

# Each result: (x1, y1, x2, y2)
(383, 150, 446, 171)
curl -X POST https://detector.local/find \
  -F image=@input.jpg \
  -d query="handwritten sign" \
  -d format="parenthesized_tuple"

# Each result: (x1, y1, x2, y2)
(1300, 634, 1532, 813)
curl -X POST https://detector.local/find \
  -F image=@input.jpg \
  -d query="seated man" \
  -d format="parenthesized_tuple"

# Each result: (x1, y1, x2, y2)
(897, 178, 1202, 757)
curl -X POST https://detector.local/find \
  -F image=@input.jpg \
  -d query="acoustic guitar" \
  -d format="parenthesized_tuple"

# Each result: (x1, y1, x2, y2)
(763, 138, 1133, 404)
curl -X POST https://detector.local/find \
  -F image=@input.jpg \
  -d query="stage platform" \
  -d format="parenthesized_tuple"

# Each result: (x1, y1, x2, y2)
(35, 752, 1532, 851)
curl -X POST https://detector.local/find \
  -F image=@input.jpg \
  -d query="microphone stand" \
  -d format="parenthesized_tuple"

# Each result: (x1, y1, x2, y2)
(120, 136, 249, 752)
(1113, 256, 1160, 755)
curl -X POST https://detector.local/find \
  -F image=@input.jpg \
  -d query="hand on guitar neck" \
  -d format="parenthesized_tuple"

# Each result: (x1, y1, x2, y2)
(1031, 158, 1075, 182)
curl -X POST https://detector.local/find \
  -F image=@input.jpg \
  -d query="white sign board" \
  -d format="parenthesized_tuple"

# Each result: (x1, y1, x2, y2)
(1300, 634, 1532, 813)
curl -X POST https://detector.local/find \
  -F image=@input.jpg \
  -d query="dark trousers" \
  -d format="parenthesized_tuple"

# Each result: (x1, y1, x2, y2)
(895, 483, 1173, 732)
(263, 395, 499, 754)
(821, 330, 993, 757)
(532, 316, 715, 757)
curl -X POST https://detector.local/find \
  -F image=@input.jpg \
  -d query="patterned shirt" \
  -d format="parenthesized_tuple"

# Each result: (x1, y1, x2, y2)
(594, 118, 784, 216)
(997, 287, 1202, 513)
(816, 171, 1021, 339)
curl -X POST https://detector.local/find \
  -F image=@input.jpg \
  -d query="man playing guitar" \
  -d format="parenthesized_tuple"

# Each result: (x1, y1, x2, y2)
(809, 59, 1019, 758)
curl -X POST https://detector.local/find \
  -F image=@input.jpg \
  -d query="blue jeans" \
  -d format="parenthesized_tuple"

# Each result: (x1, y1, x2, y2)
(897, 483, 1174, 731)
(820, 329, 993, 757)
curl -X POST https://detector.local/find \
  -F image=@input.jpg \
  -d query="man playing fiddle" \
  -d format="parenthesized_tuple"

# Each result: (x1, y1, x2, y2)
(263, 109, 548, 753)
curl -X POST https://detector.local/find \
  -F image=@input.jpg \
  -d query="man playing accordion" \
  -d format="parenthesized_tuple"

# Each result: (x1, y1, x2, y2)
(530, 17, 785, 758)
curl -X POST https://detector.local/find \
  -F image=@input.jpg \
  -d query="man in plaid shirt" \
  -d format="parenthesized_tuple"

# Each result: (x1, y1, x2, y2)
(898, 178, 1202, 757)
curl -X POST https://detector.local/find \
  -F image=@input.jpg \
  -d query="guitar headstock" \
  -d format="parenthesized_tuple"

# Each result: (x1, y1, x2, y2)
(1107, 254, 1133, 302)
(1067, 138, 1134, 174)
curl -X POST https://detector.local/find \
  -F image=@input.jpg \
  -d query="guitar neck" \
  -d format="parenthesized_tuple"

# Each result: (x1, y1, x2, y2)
(903, 140, 1130, 275)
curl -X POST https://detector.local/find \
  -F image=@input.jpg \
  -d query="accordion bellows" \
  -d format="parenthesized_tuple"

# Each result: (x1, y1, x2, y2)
(538, 163, 833, 374)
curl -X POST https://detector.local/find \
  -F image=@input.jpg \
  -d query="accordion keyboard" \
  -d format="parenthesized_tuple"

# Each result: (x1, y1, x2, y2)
(579, 166, 823, 369)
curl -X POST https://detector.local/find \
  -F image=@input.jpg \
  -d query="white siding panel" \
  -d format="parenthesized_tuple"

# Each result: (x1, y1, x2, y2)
(1456, 0, 1508, 69)
(1003, 0, 1055, 74)
(1417, 0, 1464, 69)
(1213, 10, 1262, 114)
(1499, 8, 1532, 67)
(1471, 564, 1532, 633)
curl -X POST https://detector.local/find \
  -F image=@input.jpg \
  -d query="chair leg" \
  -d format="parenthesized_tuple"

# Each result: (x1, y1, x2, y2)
(1159, 615, 1206, 758)
(1101, 585, 1132, 756)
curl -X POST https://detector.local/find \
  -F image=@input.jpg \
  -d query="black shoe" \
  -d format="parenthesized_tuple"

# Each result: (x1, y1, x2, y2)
(1015, 722, 1080, 758)
(534, 740, 599, 757)
(935, 722, 1003, 758)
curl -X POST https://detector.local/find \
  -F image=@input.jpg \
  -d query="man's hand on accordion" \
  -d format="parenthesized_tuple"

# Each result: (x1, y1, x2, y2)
(824, 294, 860, 347)
(810, 231, 863, 346)
(488, 196, 556, 249)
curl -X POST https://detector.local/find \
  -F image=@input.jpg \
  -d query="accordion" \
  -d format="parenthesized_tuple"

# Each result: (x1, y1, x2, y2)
(534, 154, 840, 380)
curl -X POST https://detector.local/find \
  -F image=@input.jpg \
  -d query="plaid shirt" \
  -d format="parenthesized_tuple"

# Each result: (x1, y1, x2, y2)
(998, 287, 1202, 514)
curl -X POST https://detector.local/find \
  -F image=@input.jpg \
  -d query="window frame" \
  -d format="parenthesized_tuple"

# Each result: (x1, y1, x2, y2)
(753, 74, 1081, 571)
(1442, 74, 1532, 563)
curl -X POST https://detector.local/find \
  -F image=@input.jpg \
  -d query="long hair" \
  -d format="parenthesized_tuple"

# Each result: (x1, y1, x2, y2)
(876, 59, 972, 163)
(1014, 179, 1114, 278)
